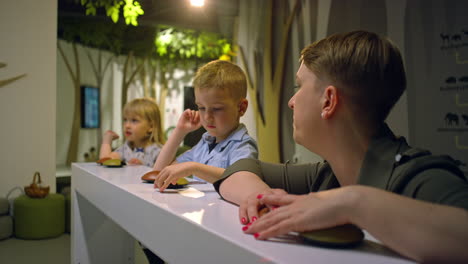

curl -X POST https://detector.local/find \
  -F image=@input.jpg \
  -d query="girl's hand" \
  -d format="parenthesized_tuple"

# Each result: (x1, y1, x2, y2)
(103, 130, 119, 144)
(154, 162, 193, 192)
(127, 158, 143, 165)
(239, 188, 288, 225)
(243, 188, 352, 240)
(176, 109, 202, 134)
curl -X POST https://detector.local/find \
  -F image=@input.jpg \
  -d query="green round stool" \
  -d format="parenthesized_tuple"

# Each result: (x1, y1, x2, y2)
(14, 194, 65, 239)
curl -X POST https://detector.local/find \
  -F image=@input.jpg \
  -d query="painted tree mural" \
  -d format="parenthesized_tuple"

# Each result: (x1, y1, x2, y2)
(238, 0, 300, 163)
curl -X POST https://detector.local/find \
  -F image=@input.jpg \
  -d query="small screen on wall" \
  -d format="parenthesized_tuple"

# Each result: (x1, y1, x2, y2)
(81, 86, 100, 128)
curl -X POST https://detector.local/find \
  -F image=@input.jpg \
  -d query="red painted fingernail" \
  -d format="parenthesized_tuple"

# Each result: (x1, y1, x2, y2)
(272, 206, 279, 210)
(241, 217, 247, 224)
(242, 226, 249, 231)
(247, 222, 252, 226)
(256, 194, 263, 199)
(252, 216, 257, 222)
(254, 233, 260, 239)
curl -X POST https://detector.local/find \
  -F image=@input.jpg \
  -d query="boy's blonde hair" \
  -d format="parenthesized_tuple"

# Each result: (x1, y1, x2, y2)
(193, 60, 247, 101)
(123, 98, 165, 144)
(301, 30, 406, 126)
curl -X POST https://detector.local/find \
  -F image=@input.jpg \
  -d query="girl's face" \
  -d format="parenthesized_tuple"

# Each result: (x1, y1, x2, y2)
(288, 63, 324, 151)
(123, 113, 153, 147)
(195, 88, 245, 142)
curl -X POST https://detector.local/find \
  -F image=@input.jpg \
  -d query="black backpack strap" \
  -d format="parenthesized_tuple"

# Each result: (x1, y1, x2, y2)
(389, 148, 466, 193)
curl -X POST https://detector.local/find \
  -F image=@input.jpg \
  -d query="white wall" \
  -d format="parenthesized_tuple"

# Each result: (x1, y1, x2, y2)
(0, 0, 57, 195)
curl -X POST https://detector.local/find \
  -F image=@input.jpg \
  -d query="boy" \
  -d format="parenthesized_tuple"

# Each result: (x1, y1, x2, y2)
(153, 60, 258, 192)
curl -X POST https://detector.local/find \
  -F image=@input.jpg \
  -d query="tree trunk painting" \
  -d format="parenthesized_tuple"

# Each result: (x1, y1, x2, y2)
(138, 57, 151, 98)
(58, 41, 81, 166)
(158, 66, 174, 129)
(85, 48, 114, 145)
(239, 0, 300, 163)
(121, 51, 145, 109)
(0, 62, 27, 88)
(147, 60, 158, 99)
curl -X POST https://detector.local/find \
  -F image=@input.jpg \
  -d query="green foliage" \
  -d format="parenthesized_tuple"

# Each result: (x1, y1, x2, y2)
(58, 16, 125, 54)
(81, 0, 144, 26)
(155, 26, 233, 62)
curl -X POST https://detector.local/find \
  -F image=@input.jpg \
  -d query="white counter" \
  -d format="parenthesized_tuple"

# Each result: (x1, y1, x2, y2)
(71, 163, 413, 264)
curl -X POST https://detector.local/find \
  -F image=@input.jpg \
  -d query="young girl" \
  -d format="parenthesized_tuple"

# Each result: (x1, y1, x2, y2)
(99, 98, 165, 167)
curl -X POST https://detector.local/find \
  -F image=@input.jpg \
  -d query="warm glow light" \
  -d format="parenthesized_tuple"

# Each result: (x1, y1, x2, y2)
(190, 0, 204, 7)
(179, 187, 205, 198)
(182, 209, 205, 225)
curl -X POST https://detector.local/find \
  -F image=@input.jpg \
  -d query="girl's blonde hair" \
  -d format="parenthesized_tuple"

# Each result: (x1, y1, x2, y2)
(123, 98, 165, 144)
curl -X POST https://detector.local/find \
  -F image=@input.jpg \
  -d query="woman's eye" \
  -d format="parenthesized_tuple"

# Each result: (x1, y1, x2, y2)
(293, 85, 300, 93)
(213, 108, 223, 112)
(198, 107, 205, 111)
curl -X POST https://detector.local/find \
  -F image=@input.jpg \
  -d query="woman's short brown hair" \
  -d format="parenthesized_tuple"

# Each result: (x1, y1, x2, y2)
(301, 30, 406, 125)
(193, 60, 247, 101)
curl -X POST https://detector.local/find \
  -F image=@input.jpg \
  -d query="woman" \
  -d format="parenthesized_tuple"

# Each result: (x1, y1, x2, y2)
(213, 31, 468, 263)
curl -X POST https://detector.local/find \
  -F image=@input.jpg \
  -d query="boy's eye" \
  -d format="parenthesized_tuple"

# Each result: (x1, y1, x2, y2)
(213, 108, 223, 112)
(198, 107, 206, 111)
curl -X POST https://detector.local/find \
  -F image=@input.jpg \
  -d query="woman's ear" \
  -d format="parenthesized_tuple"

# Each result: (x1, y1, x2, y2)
(238, 98, 248, 116)
(321, 86, 338, 119)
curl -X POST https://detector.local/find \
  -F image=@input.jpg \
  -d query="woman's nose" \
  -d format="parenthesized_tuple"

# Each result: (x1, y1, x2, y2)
(288, 95, 295, 109)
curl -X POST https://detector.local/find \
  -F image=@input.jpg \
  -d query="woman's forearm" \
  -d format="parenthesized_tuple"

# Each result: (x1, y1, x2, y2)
(348, 186, 468, 263)
(219, 171, 271, 205)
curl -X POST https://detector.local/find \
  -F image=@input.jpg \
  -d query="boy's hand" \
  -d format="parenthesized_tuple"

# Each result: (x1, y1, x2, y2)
(127, 158, 143, 165)
(176, 109, 202, 134)
(154, 162, 193, 192)
(103, 130, 119, 144)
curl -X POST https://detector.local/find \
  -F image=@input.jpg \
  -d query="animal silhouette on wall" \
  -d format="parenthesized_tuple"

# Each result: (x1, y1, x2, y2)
(446, 76, 457, 84)
(452, 34, 462, 42)
(463, 114, 468, 126)
(445, 112, 459, 126)
(440, 33, 450, 44)
(459, 76, 468, 83)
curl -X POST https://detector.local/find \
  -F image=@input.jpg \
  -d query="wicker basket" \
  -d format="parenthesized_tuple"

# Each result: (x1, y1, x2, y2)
(24, 172, 50, 198)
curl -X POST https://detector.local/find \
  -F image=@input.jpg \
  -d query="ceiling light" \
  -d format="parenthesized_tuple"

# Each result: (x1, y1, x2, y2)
(190, 0, 204, 7)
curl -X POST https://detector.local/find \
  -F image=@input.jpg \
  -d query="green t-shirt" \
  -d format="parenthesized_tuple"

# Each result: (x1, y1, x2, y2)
(214, 124, 468, 210)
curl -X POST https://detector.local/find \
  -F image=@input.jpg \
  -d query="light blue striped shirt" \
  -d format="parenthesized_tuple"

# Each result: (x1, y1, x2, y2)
(176, 124, 258, 174)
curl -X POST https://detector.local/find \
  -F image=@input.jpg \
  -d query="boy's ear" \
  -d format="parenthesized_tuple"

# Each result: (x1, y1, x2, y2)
(238, 98, 248, 116)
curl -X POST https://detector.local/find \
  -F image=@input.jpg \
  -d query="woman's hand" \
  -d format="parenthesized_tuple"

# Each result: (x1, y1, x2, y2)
(176, 109, 202, 134)
(154, 162, 193, 192)
(103, 130, 119, 144)
(243, 188, 353, 240)
(239, 188, 288, 225)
